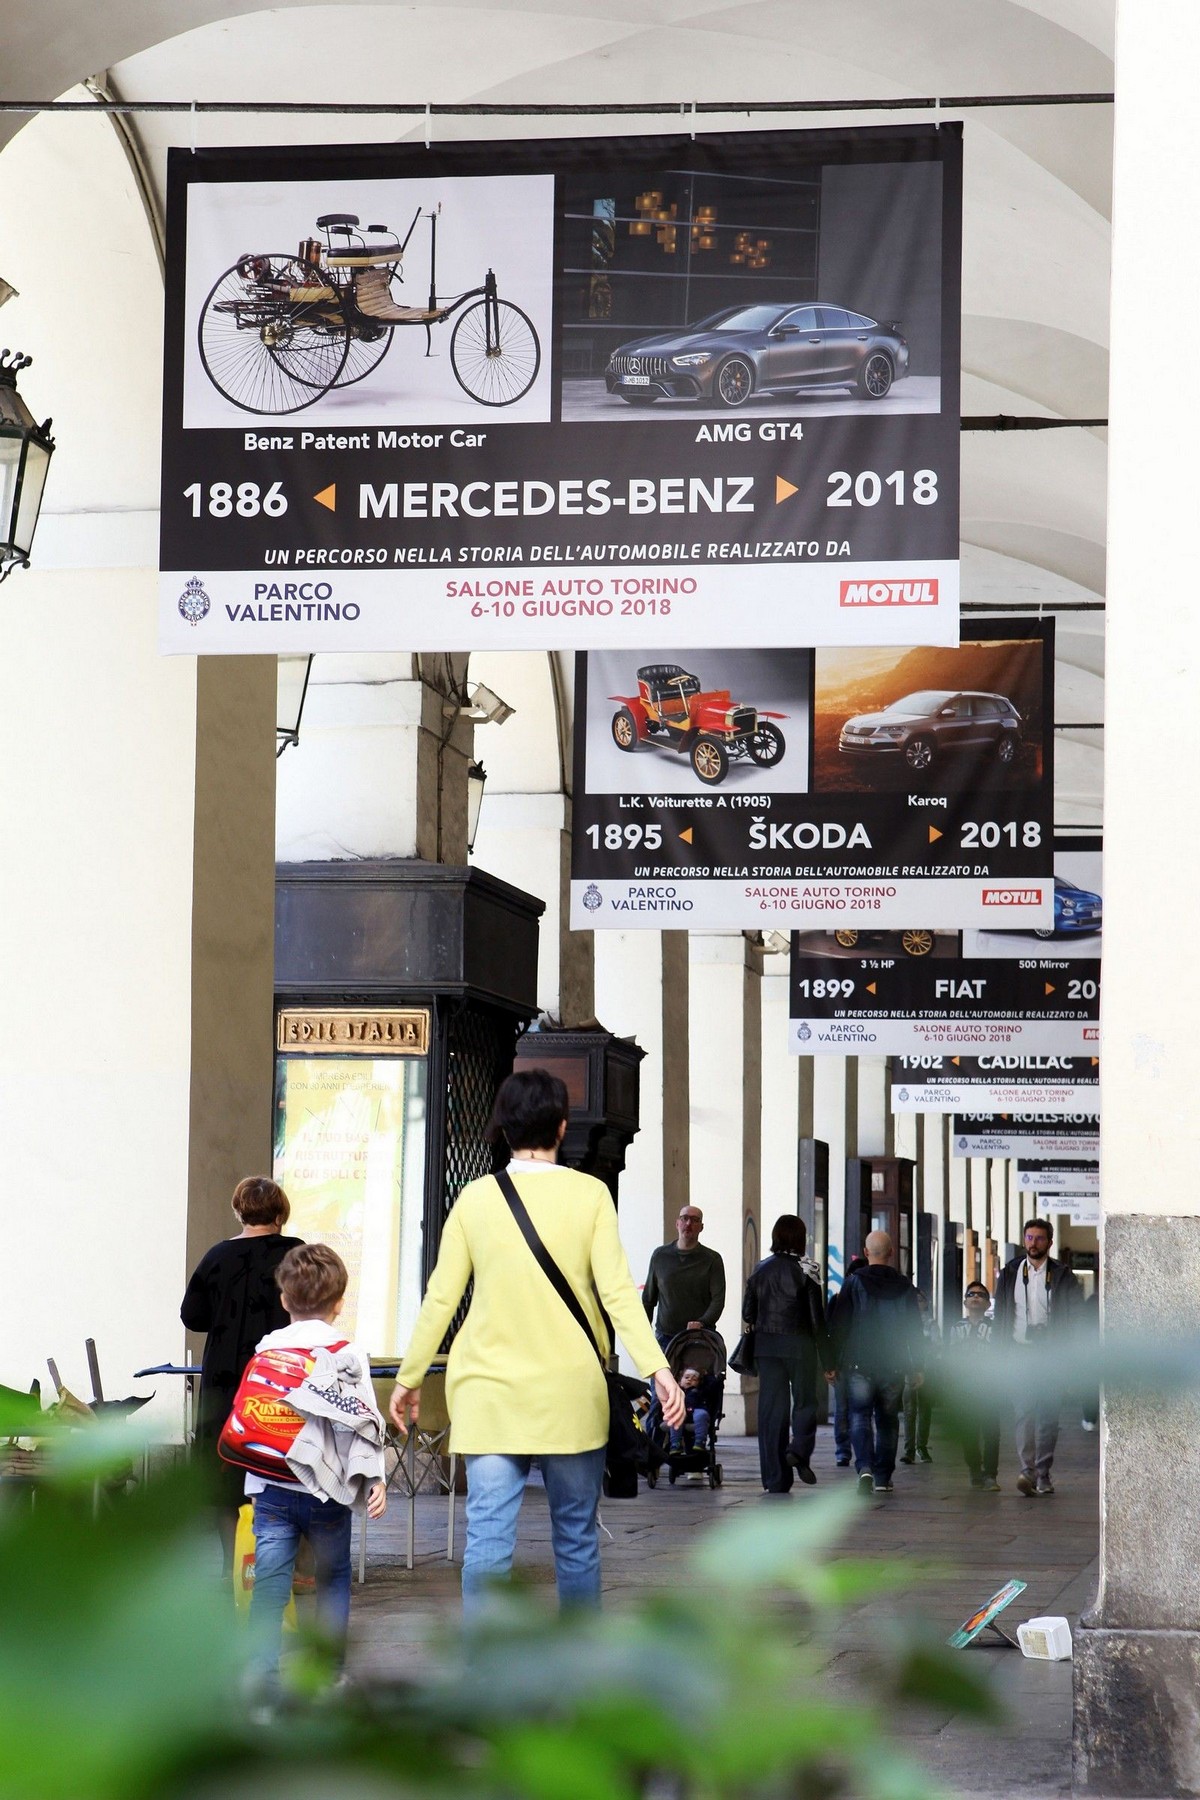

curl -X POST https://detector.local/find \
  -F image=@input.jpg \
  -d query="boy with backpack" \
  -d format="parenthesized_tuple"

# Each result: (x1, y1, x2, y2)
(223, 1242, 386, 1696)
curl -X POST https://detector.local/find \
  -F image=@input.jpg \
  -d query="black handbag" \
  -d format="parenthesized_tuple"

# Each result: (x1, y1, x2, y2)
(729, 1330, 757, 1376)
(495, 1170, 652, 1499)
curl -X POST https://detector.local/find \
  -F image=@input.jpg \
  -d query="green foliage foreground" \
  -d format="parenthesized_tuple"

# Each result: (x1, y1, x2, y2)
(0, 1401, 995, 1800)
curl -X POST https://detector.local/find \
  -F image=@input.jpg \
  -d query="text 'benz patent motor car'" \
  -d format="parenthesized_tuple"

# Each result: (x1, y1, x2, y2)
(611, 664, 787, 786)
(838, 690, 1022, 779)
(605, 303, 909, 408)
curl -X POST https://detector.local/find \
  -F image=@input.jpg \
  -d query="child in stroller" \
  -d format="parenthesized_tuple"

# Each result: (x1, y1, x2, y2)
(645, 1326, 726, 1489)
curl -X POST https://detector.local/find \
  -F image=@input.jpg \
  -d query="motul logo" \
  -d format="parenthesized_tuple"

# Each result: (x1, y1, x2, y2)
(840, 578, 939, 606)
(982, 888, 1043, 906)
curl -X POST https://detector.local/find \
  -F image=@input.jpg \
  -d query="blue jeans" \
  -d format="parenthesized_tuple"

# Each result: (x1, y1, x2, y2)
(833, 1372, 851, 1460)
(462, 1448, 606, 1617)
(249, 1486, 353, 1677)
(670, 1406, 710, 1450)
(847, 1371, 904, 1484)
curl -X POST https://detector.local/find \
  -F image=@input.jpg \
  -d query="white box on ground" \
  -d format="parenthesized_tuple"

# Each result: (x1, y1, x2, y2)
(1017, 1617, 1073, 1660)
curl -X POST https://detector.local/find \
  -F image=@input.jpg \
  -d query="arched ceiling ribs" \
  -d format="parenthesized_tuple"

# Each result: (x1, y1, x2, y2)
(84, 72, 165, 279)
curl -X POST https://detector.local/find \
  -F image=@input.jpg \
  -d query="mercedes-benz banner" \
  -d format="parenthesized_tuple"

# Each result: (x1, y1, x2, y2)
(787, 835, 1098, 1052)
(158, 125, 961, 653)
(570, 618, 1053, 931)
(889, 1054, 1100, 1114)
(952, 1115, 1099, 1159)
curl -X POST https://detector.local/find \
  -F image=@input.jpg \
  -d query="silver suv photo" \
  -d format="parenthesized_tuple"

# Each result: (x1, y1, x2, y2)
(838, 690, 1022, 776)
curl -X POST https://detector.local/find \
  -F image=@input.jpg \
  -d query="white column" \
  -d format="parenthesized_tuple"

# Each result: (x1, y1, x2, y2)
(688, 933, 757, 1429)
(593, 930, 669, 1370)
(0, 570, 275, 1430)
(813, 1054, 851, 1287)
(760, 956, 801, 1238)
(855, 1055, 889, 1158)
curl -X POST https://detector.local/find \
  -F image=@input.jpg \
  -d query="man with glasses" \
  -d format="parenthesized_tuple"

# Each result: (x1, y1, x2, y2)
(642, 1206, 726, 1354)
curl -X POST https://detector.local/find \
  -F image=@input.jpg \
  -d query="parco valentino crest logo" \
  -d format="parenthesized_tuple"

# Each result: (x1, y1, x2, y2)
(796, 1022, 812, 1042)
(582, 884, 603, 913)
(178, 576, 211, 626)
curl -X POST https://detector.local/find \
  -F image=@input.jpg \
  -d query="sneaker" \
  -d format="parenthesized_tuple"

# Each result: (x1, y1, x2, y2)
(980, 1477, 1001, 1492)
(857, 1471, 874, 1495)
(1036, 1476, 1055, 1496)
(1081, 1418, 1097, 1432)
(915, 1448, 933, 1464)
(899, 1450, 915, 1464)
(1016, 1471, 1037, 1498)
(873, 1480, 894, 1493)
(835, 1456, 851, 1467)
(968, 1472, 983, 1489)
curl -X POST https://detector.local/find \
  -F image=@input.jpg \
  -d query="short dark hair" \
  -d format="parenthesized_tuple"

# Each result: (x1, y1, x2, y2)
(1024, 1218, 1054, 1242)
(770, 1214, 808, 1257)
(232, 1176, 290, 1227)
(965, 1281, 991, 1299)
(488, 1066, 569, 1152)
(277, 1243, 347, 1317)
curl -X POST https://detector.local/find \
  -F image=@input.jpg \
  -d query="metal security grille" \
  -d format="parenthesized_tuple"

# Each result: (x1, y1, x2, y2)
(608, 352, 671, 378)
(428, 999, 519, 1348)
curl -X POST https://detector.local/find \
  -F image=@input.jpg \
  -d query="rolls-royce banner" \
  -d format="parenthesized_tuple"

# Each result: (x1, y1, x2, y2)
(158, 126, 962, 653)
(787, 835, 1098, 1053)
(569, 618, 1052, 931)
(889, 1054, 1099, 1114)
(952, 1115, 1100, 1159)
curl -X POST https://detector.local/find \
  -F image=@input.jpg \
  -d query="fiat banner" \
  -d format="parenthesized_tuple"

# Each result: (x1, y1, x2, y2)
(158, 125, 961, 653)
(787, 836, 1099, 1053)
(570, 618, 1053, 931)
(952, 1115, 1100, 1159)
(889, 1054, 1100, 1114)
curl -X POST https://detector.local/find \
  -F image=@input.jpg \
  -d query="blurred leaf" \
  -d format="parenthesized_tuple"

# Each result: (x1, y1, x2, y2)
(690, 1486, 859, 1588)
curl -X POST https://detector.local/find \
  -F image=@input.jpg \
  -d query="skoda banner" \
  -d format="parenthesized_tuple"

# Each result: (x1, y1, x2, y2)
(889, 1054, 1100, 1114)
(952, 1115, 1100, 1159)
(787, 836, 1099, 1053)
(570, 618, 1053, 931)
(158, 125, 961, 653)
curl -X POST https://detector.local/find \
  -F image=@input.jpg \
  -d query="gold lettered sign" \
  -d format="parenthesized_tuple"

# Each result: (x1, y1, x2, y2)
(276, 1007, 430, 1056)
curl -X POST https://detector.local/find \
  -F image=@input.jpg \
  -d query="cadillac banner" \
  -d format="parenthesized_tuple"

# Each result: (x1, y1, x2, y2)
(889, 1054, 1100, 1115)
(570, 618, 1053, 931)
(787, 836, 1099, 1053)
(158, 126, 961, 653)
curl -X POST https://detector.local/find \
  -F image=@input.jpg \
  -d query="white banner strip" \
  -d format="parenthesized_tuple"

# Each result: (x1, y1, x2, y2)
(790, 1017, 1100, 1056)
(573, 873, 1053, 932)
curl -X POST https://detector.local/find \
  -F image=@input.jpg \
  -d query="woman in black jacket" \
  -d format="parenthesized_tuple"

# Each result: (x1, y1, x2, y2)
(742, 1215, 830, 1493)
(180, 1175, 303, 1569)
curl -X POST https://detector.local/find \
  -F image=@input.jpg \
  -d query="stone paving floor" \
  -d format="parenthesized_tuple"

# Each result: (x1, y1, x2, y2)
(344, 1416, 1099, 1798)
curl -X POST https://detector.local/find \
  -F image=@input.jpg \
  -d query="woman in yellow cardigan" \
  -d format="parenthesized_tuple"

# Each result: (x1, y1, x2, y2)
(390, 1066, 685, 1613)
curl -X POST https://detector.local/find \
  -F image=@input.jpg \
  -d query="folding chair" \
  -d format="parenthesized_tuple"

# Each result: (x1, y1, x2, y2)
(361, 1362, 457, 1581)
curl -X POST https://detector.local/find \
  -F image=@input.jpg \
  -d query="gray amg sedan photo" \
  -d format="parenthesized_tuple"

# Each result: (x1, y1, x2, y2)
(605, 302, 909, 408)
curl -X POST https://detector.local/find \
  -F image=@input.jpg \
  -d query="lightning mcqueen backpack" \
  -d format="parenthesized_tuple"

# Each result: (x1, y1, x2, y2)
(218, 1341, 347, 1483)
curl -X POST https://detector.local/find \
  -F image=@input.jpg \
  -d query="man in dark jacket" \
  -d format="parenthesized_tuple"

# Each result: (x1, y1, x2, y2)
(829, 1231, 924, 1495)
(993, 1218, 1082, 1497)
(642, 1205, 726, 1351)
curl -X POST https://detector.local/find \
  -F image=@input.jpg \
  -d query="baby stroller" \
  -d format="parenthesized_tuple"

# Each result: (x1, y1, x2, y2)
(645, 1327, 726, 1490)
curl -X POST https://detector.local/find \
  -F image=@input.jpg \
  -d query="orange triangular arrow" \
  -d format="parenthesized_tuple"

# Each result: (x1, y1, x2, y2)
(1045, 982, 1056, 996)
(775, 475, 798, 504)
(928, 824, 943, 843)
(1090, 1057, 1099, 1066)
(950, 1056, 961, 1066)
(679, 827, 693, 844)
(865, 982, 877, 995)
(314, 483, 336, 511)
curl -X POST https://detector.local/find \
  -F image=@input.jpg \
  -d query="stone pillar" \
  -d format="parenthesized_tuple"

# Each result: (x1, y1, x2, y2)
(0, 570, 275, 1431)
(1073, 3, 1200, 1789)
(760, 952, 801, 1237)
(813, 1053, 853, 1287)
(688, 933, 760, 1429)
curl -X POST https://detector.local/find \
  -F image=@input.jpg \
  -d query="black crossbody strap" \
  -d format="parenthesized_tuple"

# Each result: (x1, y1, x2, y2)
(494, 1169, 606, 1370)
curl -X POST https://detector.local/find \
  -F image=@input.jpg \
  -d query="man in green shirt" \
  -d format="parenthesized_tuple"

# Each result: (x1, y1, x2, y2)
(642, 1205, 727, 1351)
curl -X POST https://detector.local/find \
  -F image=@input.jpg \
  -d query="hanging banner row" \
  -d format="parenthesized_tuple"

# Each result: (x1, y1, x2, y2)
(889, 1055, 1100, 1114)
(569, 618, 1054, 930)
(787, 836, 1100, 1054)
(158, 125, 962, 653)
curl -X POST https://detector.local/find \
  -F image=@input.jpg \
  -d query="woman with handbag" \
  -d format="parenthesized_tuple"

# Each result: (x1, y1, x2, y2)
(389, 1067, 685, 1615)
(741, 1216, 830, 1494)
